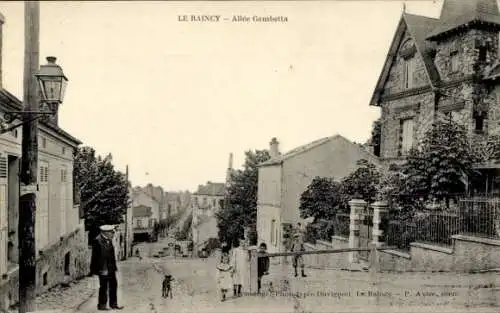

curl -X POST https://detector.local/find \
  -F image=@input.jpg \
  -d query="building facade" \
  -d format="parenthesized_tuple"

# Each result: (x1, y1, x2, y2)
(165, 192, 182, 217)
(143, 184, 167, 220)
(191, 181, 225, 248)
(370, 0, 500, 193)
(0, 13, 88, 310)
(131, 188, 160, 240)
(256, 136, 379, 253)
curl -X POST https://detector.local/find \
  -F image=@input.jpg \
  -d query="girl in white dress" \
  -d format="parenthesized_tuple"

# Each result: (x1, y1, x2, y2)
(231, 238, 249, 297)
(216, 243, 233, 301)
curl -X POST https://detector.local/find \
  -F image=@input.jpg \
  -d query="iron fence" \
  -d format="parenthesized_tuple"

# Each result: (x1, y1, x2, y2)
(384, 197, 500, 251)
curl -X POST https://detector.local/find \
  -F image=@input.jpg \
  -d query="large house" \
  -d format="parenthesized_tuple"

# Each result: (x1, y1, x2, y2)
(142, 184, 168, 220)
(131, 188, 160, 240)
(191, 181, 225, 249)
(256, 136, 379, 253)
(0, 14, 88, 310)
(370, 0, 500, 194)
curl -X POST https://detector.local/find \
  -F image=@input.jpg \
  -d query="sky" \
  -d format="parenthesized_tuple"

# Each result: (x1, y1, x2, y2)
(0, 0, 443, 192)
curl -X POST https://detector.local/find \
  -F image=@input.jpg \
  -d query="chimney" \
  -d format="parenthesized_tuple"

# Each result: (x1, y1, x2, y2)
(269, 137, 280, 159)
(228, 153, 233, 170)
(0, 13, 5, 88)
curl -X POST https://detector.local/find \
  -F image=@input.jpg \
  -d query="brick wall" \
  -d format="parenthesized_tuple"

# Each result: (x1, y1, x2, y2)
(0, 221, 90, 310)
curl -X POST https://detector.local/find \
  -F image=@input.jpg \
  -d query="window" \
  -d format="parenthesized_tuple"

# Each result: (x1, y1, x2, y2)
(60, 169, 67, 182)
(43, 272, 48, 286)
(404, 57, 416, 89)
(64, 252, 70, 275)
(137, 219, 143, 228)
(450, 51, 459, 72)
(39, 165, 49, 183)
(271, 219, 276, 245)
(41, 138, 46, 149)
(474, 112, 485, 133)
(62, 147, 66, 155)
(11, 129, 17, 138)
(479, 46, 487, 62)
(400, 118, 414, 155)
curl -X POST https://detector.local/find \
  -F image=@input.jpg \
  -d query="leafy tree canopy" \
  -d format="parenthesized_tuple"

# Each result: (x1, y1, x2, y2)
(216, 149, 270, 247)
(339, 159, 381, 207)
(398, 119, 475, 203)
(299, 177, 341, 221)
(74, 146, 130, 234)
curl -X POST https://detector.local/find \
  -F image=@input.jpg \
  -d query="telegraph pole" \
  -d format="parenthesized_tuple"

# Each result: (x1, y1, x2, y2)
(19, 1, 40, 313)
(123, 164, 129, 260)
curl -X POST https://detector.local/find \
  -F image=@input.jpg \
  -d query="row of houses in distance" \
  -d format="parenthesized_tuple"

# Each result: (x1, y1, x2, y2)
(130, 185, 191, 241)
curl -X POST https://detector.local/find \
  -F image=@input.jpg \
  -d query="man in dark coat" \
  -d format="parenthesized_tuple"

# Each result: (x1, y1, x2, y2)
(90, 225, 124, 311)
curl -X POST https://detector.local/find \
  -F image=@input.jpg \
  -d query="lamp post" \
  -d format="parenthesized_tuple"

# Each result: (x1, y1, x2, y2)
(16, 52, 68, 313)
(1, 56, 68, 133)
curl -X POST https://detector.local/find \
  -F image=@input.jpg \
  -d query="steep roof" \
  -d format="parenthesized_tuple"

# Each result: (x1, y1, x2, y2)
(427, 0, 500, 40)
(132, 188, 160, 204)
(369, 13, 441, 106)
(194, 182, 225, 196)
(403, 13, 441, 83)
(258, 134, 379, 167)
(133, 205, 152, 218)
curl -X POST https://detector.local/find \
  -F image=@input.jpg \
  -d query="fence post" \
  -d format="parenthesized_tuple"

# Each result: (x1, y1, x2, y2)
(249, 248, 258, 294)
(371, 201, 388, 246)
(348, 199, 366, 264)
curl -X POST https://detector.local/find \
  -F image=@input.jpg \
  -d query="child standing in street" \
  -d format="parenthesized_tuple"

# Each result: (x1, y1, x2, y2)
(216, 243, 233, 302)
(257, 242, 270, 294)
(291, 233, 307, 277)
(162, 274, 174, 299)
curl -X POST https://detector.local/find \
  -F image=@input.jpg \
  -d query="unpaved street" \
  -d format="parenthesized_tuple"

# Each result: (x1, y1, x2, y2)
(13, 238, 500, 313)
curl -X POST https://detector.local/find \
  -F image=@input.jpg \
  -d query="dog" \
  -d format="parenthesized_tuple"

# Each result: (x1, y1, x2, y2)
(162, 274, 174, 298)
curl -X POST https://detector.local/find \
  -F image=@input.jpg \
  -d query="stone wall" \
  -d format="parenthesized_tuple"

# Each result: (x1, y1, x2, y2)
(380, 92, 434, 159)
(378, 27, 500, 163)
(302, 236, 349, 270)
(0, 221, 91, 310)
(378, 235, 500, 273)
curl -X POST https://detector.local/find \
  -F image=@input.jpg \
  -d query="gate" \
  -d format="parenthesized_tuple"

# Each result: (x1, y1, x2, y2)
(359, 209, 373, 261)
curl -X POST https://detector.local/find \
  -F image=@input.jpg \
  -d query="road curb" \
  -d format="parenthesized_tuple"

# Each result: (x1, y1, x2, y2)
(71, 289, 96, 313)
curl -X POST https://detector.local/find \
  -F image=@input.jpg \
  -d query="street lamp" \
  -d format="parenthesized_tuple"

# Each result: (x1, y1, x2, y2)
(35, 56, 68, 108)
(1, 56, 67, 132)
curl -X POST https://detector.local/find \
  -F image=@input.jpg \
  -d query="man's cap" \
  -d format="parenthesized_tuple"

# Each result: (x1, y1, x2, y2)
(293, 233, 300, 238)
(100, 225, 115, 231)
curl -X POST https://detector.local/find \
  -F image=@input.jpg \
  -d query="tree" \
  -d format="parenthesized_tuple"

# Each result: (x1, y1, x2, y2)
(74, 146, 130, 239)
(299, 177, 342, 221)
(370, 118, 381, 157)
(216, 149, 271, 247)
(339, 159, 381, 208)
(399, 119, 475, 204)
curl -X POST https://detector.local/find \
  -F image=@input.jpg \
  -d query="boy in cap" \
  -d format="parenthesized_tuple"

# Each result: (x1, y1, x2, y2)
(90, 225, 124, 310)
(290, 232, 307, 278)
(257, 242, 270, 293)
